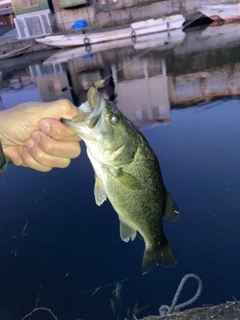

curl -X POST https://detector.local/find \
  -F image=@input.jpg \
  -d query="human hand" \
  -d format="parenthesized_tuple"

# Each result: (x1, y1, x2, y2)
(0, 100, 81, 172)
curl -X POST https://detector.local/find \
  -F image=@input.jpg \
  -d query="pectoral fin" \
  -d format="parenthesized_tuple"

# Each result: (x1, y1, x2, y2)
(119, 220, 137, 242)
(116, 171, 142, 190)
(94, 176, 107, 206)
(164, 192, 179, 220)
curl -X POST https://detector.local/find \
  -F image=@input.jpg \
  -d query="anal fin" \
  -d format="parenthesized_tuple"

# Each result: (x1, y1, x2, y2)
(119, 219, 137, 242)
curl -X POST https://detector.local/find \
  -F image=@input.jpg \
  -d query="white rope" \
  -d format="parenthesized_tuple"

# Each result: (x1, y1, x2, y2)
(159, 273, 202, 316)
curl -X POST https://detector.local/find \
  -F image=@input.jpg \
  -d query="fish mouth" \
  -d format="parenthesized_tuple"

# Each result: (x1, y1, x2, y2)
(83, 86, 103, 128)
(61, 92, 106, 137)
(84, 93, 107, 131)
(61, 110, 90, 127)
(85, 102, 103, 129)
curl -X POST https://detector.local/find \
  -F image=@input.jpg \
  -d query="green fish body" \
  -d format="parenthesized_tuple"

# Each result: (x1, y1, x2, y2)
(62, 86, 178, 274)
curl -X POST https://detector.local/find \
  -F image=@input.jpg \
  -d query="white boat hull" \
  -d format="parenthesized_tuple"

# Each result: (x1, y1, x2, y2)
(131, 14, 184, 36)
(44, 29, 186, 65)
(36, 28, 132, 48)
(0, 44, 32, 60)
(36, 15, 184, 48)
(44, 37, 134, 64)
(198, 4, 240, 23)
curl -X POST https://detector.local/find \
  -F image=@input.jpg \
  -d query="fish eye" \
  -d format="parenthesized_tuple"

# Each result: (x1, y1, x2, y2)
(110, 115, 120, 124)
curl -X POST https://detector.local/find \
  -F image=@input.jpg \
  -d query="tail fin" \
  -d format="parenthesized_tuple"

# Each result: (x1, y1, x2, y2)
(142, 240, 176, 275)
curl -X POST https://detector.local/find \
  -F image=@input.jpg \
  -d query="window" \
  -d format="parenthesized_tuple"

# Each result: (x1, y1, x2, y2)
(22, 0, 39, 8)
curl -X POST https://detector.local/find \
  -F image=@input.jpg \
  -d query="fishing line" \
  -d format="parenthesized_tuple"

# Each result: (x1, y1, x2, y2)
(103, 45, 159, 82)
(67, 7, 206, 85)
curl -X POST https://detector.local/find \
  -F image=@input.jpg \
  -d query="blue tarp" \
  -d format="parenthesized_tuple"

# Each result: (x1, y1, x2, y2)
(71, 20, 88, 30)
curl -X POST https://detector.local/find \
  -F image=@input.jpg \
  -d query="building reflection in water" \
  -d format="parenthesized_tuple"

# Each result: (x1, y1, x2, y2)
(112, 59, 170, 125)
(32, 54, 171, 125)
(168, 63, 240, 105)
(21, 25, 240, 126)
(29, 63, 73, 103)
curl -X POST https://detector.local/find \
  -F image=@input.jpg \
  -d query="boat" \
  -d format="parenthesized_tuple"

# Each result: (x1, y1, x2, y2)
(133, 28, 185, 50)
(36, 14, 184, 48)
(197, 3, 240, 23)
(44, 37, 135, 64)
(130, 14, 184, 36)
(36, 28, 133, 48)
(0, 44, 32, 60)
(43, 28, 186, 65)
(173, 22, 240, 58)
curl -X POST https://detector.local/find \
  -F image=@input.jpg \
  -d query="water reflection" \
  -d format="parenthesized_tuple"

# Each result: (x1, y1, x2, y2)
(0, 23, 240, 320)
(21, 23, 240, 126)
(1, 25, 240, 117)
(29, 64, 72, 102)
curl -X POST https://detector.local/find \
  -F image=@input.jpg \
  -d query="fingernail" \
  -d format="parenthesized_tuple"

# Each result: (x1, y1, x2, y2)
(32, 132, 41, 144)
(39, 120, 50, 133)
(26, 139, 34, 150)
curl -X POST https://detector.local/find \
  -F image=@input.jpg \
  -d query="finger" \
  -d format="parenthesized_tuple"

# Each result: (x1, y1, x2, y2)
(18, 146, 53, 172)
(32, 131, 81, 158)
(39, 118, 81, 142)
(25, 138, 71, 169)
(3, 146, 26, 167)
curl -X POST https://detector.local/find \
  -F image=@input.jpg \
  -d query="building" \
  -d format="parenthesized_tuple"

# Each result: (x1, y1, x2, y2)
(0, 0, 14, 33)
(12, 0, 53, 38)
(11, 0, 94, 40)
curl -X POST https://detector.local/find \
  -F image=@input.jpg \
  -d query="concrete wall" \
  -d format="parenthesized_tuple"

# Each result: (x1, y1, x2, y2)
(54, 0, 238, 32)
(55, 6, 94, 30)
(95, 0, 238, 25)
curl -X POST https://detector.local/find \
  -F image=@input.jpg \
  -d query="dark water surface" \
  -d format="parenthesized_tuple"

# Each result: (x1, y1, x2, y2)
(0, 24, 240, 320)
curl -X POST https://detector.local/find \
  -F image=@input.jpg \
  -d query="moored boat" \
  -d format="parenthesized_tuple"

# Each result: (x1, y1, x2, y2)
(197, 4, 240, 23)
(43, 37, 134, 64)
(36, 27, 132, 48)
(43, 28, 186, 65)
(131, 14, 184, 36)
(0, 44, 32, 60)
(36, 14, 184, 49)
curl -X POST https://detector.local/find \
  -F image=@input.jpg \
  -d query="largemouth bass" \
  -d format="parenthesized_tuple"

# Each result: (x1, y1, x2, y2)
(62, 83, 179, 274)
